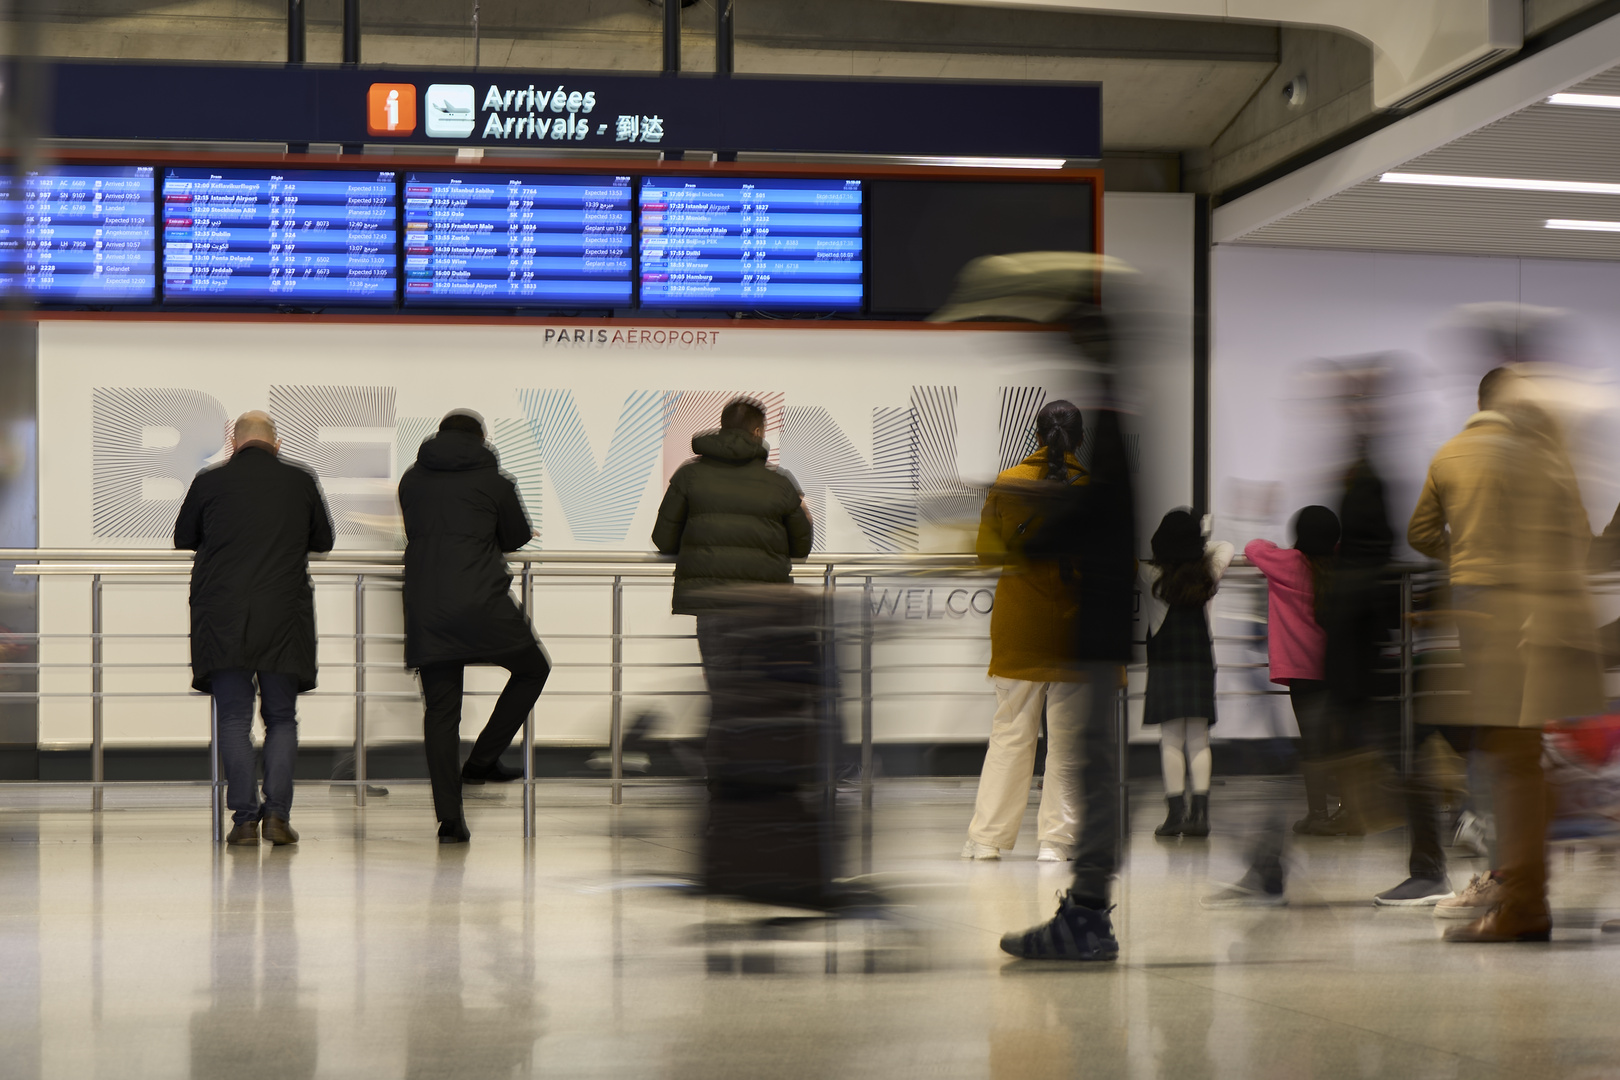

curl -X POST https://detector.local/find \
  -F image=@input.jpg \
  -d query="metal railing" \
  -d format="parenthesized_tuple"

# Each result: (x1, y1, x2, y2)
(0, 548, 998, 841)
(0, 548, 1493, 842)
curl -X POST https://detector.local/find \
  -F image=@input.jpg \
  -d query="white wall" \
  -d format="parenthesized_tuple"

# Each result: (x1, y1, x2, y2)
(31, 196, 1197, 751)
(1211, 243, 1620, 737)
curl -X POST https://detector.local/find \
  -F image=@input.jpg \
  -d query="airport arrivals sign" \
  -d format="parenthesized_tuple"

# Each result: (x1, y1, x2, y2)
(46, 60, 1102, 159)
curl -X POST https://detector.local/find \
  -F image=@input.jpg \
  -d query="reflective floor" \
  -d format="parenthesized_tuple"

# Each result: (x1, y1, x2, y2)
(3, 776, 1620, 1079)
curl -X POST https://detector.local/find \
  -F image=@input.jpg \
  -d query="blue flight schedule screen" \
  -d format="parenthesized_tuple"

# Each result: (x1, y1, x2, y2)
(402, 173, 632, 306)
(639, 177, 863, 310)
(161, 168, 397, 304)
(0, 165, 156, 302)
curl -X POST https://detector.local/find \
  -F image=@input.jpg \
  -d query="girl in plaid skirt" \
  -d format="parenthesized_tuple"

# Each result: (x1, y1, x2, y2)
(1144, 509, 1234, 838)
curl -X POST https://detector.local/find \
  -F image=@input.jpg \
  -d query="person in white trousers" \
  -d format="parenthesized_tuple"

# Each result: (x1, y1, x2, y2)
(962, 401, 1089, 862)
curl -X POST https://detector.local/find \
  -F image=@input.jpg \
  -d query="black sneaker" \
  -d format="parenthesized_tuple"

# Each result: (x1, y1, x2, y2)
(1373, 876, 1454, 907)
(461, 760, 523, 785)
(1200, 881, 1287, 909)
(999, 893, 1119, 961)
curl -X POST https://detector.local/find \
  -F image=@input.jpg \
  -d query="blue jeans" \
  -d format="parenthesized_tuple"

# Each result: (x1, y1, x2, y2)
(213, 669, 300, 825)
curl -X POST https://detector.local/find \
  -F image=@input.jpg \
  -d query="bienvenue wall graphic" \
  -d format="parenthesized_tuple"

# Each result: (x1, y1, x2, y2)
(37, 320, 1174, 748)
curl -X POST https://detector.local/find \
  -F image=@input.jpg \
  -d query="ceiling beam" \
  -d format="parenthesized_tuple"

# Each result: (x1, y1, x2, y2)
(1211, 10, 1620, 242)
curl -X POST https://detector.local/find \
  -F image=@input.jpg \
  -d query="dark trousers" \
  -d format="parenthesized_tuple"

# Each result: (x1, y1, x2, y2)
(419, 643, 550, 823)
(1068, 662, 1125, 904)
(213, 669, 300, 825)
(1387, 719, 1475, 880)
(695, 613, 747, 730)
(1289, 680, 1331, 815)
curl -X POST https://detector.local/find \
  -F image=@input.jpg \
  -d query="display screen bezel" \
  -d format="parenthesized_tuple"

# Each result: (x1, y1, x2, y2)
(2, 151, 1100, 321)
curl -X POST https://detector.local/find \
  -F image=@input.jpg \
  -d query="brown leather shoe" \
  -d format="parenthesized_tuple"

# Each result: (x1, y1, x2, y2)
(1443, 904, 1551, 943)
(261, 815, 300, 846)
(225, 821, 259, 846)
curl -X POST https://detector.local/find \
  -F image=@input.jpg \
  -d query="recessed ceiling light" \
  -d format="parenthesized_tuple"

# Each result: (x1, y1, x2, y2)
(1546, 218, 1620, 232)
(1548, 93, 1620, 109)
(1379, 171, 1620, 195)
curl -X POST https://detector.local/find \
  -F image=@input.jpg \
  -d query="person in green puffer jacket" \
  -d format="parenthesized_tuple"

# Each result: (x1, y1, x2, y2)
(652, 398, 814, 725)
(652, 398, 814, 615)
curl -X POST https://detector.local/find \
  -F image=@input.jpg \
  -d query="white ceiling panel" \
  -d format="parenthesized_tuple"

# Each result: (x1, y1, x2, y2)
(1230, 62, 1620, 257)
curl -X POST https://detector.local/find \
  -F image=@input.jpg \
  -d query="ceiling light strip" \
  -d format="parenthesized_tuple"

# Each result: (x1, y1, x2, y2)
(1546, 218, 1620, 232)
(1379, 171, 1620, 196)
(1547, 93, 1620, 109)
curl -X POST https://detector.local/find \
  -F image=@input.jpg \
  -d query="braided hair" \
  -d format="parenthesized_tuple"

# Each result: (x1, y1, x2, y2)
(1035, 400, 1085, 483)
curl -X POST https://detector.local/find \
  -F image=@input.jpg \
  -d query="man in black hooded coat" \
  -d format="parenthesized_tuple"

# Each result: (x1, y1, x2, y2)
(175, 410, 334, 847)
(399, 410, 548, 842)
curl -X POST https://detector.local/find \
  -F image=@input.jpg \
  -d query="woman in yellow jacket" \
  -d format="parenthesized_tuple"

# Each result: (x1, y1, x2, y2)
(962, 400, 1088, 862)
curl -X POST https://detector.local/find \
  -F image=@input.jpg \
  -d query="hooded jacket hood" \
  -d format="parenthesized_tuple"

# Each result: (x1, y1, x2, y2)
(416, 429, 498, 472)
(691, 428, 769, 464)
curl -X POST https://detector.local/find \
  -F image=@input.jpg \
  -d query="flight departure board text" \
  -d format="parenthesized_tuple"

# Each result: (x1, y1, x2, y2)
(0, 165, 156, 302)
(161, 168, 397, 304)
(402, 173, 632, 306)
(639, 177, 862, 310)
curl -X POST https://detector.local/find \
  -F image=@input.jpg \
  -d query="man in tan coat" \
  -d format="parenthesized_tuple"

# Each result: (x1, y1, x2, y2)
(1409, 367, 1602, 942)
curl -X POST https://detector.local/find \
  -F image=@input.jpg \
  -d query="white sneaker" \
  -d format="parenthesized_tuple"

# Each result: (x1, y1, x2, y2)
(960, 840, 1000, 860)
(1451, 811, 1492, 858)
(1036, 844, 1069, 862)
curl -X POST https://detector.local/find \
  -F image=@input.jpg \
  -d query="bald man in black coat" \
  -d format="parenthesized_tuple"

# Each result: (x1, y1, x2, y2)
(176, 410, 334, 847)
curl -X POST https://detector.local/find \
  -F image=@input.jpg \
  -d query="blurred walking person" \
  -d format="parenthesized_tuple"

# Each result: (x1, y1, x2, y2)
(400, 410, 548, 844)
(176, 410, 334, 847)
(961, 400, 1089, 863)
(1143, 510, 1233, 840)
(652, 397, 822, 905)
(1332, 451, 1457, 907)
(997, 306, 1138, 961)
(1408, 366, 1602, 941)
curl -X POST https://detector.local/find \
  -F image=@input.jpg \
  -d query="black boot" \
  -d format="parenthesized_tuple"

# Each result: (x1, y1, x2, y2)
(1155, 795, 1186, 837)
(1182, 793, 1210, 838)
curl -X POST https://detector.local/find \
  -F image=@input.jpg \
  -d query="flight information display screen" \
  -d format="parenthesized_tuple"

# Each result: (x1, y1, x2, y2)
(0, 164, 156, 302)
(402, 173, 632, 306)
(161, 168, 397, 304)
(639, 177, 863, 310)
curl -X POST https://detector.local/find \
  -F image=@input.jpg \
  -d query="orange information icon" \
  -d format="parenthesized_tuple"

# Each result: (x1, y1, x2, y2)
(367, 83, 417, 136)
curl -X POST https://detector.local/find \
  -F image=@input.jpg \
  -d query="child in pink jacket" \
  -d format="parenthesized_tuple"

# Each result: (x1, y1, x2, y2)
(1244, 505, 1342, 835)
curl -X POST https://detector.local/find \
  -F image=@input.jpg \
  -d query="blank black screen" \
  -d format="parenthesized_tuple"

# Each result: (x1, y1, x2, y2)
(867, 180, 1095, 316)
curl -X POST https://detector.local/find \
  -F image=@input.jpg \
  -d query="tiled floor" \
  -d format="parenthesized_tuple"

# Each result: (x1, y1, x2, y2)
(2, 776, 1620, 1079)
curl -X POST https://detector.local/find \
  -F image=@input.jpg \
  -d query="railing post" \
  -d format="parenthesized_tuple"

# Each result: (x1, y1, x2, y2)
(522, 563, 535, 838)
(210, 697, 223, 843)
(1399, 569, 1414, 777)
(610, 575, 624, 806)
(354, 573, 366, 808)
(860, 574, 873, 812)
(822, 563, 837, 819)
(1116, 680, 1129, 860)
(91, 573, 103, 813)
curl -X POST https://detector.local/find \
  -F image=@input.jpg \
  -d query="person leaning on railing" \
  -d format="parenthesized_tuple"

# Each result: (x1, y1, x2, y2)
(398, 409, 551, 845)
(650, 396, 813, 727)
(959, 399, 1089, 864)
(175, 410, 335, 848)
